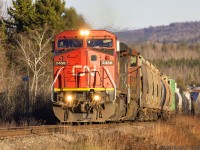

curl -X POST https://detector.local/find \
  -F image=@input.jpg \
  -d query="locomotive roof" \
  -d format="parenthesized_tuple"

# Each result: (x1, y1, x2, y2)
(55, 30, 116, 38)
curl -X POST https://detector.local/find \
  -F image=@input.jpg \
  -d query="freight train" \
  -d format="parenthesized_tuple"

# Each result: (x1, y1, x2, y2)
(51, 30, 177, 123)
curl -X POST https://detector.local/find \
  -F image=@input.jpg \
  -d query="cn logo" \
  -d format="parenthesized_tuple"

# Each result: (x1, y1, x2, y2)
(72, 65, 96, 76)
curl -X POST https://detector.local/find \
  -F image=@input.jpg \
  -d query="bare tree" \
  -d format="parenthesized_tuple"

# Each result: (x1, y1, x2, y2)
(0, 0, 3, 19)
(0, 0, 6, 93)
(0, 44, 6, 94)
(0, 14, 21, 118)
(16, 28, 52, 103)
(0, 0, 9, 19)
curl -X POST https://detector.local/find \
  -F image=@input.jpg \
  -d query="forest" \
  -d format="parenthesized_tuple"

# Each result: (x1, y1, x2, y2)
(0, 0, 89, 124)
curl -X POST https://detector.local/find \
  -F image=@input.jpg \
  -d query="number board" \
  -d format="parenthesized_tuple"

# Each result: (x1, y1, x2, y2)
(100, 60, 114, 66)
(54, 61, 67, 66)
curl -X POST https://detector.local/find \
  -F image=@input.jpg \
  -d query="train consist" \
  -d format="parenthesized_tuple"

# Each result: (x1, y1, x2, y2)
(51, 30, 178, 123)
(175, 88, 200, 115)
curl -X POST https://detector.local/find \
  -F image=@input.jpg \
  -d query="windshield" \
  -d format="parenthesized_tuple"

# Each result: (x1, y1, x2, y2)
(57, 39, 83, 48)
(87, 39, 113, 48)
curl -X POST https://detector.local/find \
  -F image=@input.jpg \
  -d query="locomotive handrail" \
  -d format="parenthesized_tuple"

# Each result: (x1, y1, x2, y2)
(103, 66, 116, 102)
(51, 67, 65, 103)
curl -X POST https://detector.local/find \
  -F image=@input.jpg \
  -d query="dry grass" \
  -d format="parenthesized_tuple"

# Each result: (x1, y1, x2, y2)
(50, 115, 200, 149)
(0, 115, 200, 150)
(151, 116, 200, 147)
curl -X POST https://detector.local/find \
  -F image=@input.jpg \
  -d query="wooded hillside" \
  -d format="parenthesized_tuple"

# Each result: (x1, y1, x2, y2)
(116, 21, 200, 43)
(115, 22, 200, 88)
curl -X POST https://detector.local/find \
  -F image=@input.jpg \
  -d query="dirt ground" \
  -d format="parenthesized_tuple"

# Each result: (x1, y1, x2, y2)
(0, 115, 200, 150)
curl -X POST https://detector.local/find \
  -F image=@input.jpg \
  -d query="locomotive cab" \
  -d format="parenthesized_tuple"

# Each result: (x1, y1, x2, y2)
(52, 30, 118, 122)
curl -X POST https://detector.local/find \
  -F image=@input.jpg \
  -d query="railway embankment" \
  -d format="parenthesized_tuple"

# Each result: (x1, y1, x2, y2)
(0, 115, 200, 150)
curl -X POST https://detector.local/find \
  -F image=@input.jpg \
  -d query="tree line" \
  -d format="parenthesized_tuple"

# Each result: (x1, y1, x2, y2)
(0, 0, 89, 124)
(130, 42, 200, 89)
(153, 58, 200, 68)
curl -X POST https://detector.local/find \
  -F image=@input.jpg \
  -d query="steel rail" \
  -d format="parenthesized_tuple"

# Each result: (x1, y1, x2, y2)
(0, 122, 137, 138)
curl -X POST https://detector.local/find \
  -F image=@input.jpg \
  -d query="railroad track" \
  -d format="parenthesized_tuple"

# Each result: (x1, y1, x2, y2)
(0, 122, 138, 138)
(0, 125, 67, 138)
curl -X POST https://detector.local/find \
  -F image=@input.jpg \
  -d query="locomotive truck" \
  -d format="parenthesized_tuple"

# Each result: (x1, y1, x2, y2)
(51, 30, 175, 123)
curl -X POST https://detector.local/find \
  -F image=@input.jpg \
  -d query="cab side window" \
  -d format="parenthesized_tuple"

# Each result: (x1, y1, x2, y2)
(130, 56, 137, 67)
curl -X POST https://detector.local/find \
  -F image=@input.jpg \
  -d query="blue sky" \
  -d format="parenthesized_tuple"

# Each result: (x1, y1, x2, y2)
(67, 0, 200, 30)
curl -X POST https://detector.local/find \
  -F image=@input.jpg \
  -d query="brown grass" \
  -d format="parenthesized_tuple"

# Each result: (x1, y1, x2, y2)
(0, 115, 200, 150)
(47, 115, 200, 149)
(60, 115, 200, 149)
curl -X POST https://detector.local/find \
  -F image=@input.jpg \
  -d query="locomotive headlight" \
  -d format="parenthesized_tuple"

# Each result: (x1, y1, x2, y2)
(66, 95, 73, 102)
(80, 30, 90, 36)
(93, 94, 100, 101)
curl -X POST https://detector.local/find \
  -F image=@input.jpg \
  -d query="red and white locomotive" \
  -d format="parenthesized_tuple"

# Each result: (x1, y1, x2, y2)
(52, 30, 175, 123)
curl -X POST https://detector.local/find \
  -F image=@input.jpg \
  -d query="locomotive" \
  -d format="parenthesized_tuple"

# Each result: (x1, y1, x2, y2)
(51, 30, 176, 123)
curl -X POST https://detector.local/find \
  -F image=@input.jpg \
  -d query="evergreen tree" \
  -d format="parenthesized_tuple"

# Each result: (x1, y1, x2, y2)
(63, 7, 88, 30)
(35, 0, 89, 31)
(6, 0, 89, 33)
(7, 0, 36, 32)
(35, 0, 66, 31)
